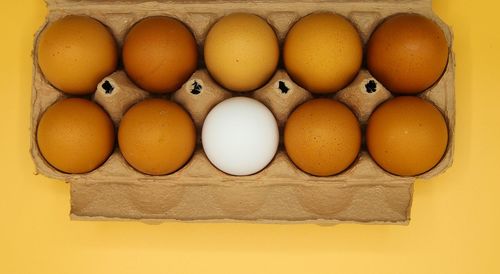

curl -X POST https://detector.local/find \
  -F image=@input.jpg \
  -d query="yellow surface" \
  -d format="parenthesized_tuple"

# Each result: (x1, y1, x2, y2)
(1, 0, 499, 273)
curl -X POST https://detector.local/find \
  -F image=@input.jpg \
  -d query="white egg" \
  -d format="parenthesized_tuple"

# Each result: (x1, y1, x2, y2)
(202, 97, 279, 176)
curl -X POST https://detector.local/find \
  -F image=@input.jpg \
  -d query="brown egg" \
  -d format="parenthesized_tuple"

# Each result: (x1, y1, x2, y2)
(37, 98, 115, 174)
(283, 13, 363, 94)
(366, 96, 448, 176)
(123, 17, 198, 93)
(204, 13, 279, 92)
(284, 99, 361, 176)
(37, 15, 118, 95)
(118, 99, 196, 175)
(366, 13, 449, 94)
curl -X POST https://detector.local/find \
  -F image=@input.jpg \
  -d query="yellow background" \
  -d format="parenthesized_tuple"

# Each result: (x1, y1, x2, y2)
(1, 0, 499, 273)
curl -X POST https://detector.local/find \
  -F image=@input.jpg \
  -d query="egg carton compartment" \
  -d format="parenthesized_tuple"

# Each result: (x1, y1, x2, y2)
(30, 0, 454, 223)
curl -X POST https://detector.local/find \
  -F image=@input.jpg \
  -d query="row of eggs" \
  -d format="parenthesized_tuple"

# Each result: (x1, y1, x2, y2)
(36, 11, 450, 178)
(37, 12, 448, 96)
(37, 95, 448, 177)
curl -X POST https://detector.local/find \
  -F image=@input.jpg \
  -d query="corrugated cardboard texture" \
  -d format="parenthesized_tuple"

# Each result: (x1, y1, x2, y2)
(30, 0, 454, 223)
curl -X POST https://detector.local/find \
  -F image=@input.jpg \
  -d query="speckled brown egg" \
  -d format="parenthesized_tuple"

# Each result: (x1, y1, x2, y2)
(123, 17, 198, 93)
(37, 15, 118, 95)
(37, 98, 115, 174)
(284, 98, 361, 176)
(366, 96, 448, 176)
(118, 99, 196, 175)
(366, 13, 449, 94)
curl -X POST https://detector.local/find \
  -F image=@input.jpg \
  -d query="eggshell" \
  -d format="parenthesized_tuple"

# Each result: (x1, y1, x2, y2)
(283, 12, 362, 94)
(366, 96, 448, 176)
(366, 13, 449, 94)
(36, 98, 115, 174)
(284, 98, 361, 176)
(202, 97, 279, 176)
(118, 99, 196, 175)
(123, 17, 198, 93)
(204, 13, 279, 92)
(37, 15, 118, 95)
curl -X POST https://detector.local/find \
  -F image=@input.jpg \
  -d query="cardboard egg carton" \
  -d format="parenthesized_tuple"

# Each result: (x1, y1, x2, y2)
(30, 0, 454, 224)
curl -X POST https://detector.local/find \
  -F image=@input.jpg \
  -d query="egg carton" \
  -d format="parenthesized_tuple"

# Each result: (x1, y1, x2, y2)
(30, 0, 454, 224)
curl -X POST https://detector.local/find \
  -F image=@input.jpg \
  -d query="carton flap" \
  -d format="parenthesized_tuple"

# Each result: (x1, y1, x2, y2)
(70, 180, 414, 223)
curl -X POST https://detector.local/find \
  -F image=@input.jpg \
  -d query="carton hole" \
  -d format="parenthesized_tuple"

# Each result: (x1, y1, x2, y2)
(191, 80, 202, 95)
(365, 79, 377, 93)
(278, 81, 289, 94)
(102, 80, 114, 94)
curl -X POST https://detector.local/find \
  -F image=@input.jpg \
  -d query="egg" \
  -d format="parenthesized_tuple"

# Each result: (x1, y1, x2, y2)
(118, 99, 196, 175)
(204, 13, 279, 92)
(283, 13, 362, 94)
(202, 97, 279, 176)
(37, 98, 115, 174)
(284, 99, 361, 176)
(366, 13, 449, 94)
(123, 17, 198, 93)
(366, 96, 448, 176)
(37, 15, 118, 95)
